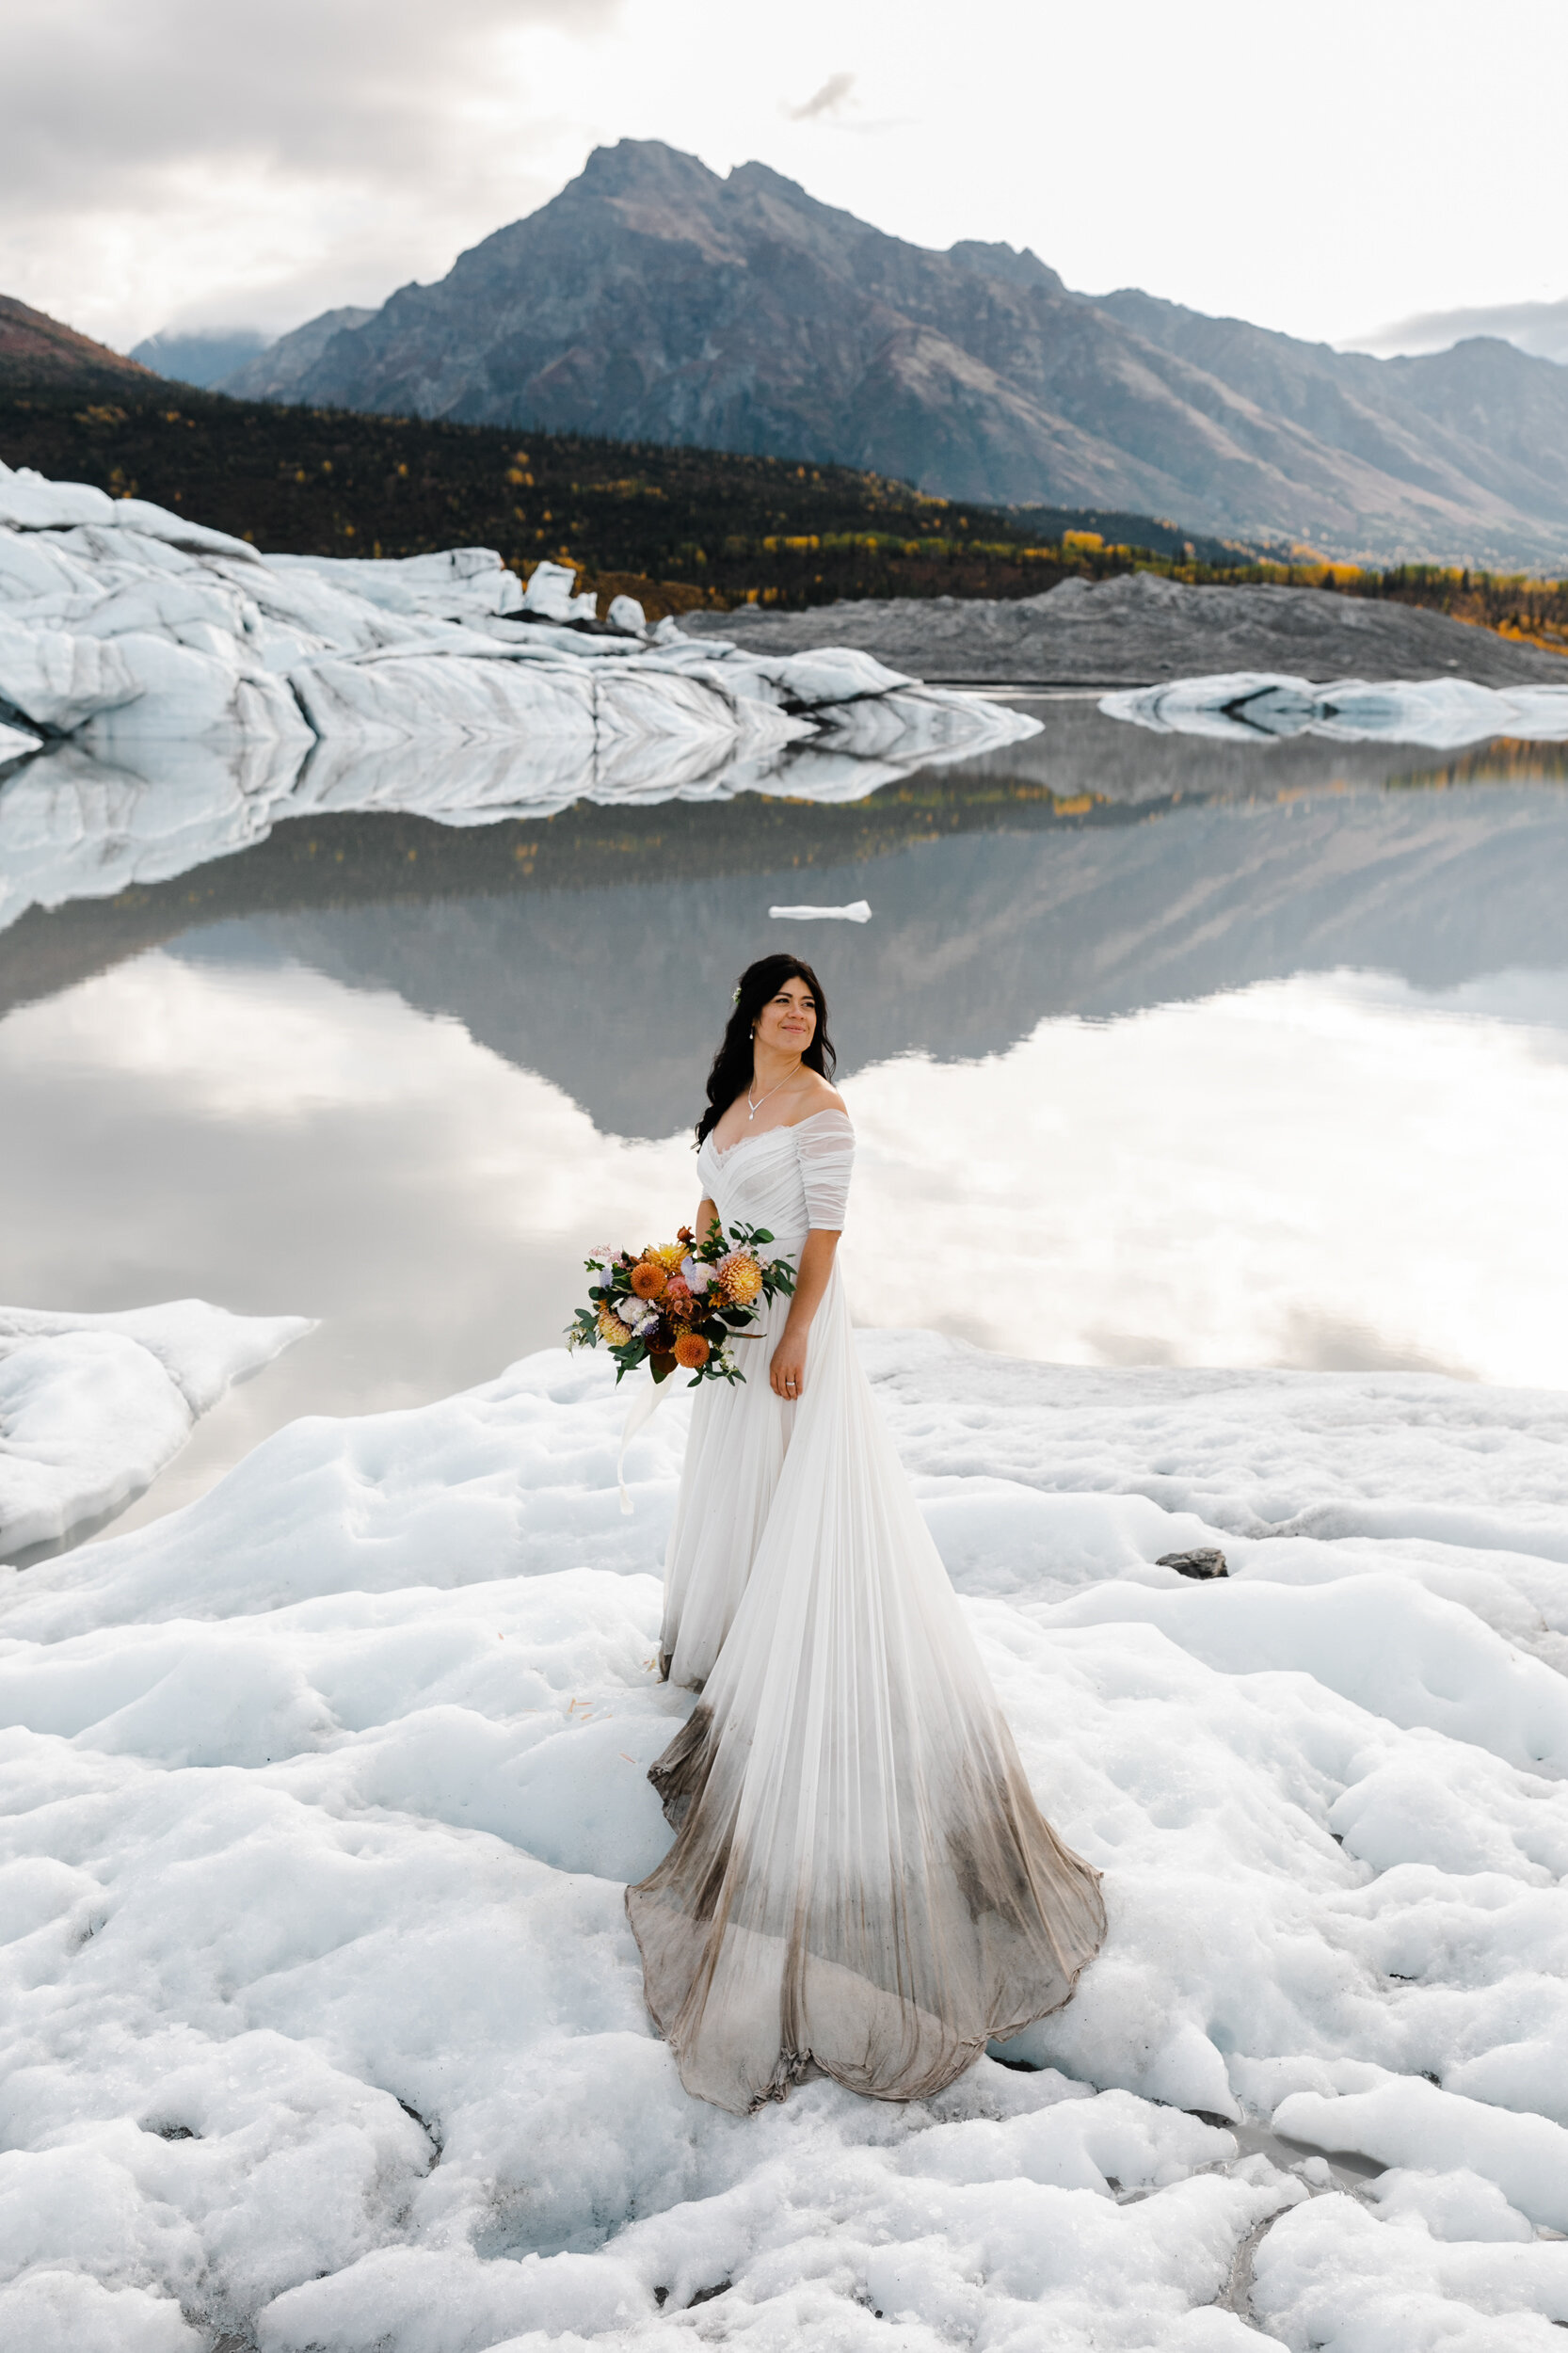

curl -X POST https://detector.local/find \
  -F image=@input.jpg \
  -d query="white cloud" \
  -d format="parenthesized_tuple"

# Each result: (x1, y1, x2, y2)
(0, 0, 620, 344)
(786, 72, 856, 122)
(1344, 296, 1568, 367)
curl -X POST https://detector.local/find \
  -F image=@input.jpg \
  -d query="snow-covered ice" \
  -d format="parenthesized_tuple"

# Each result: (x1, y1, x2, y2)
(3, 1332, 1568, 2347)
(1101, 670, 1568, 748)
(0, 1301, 312, 1560)
(0, 463, 1038, 935)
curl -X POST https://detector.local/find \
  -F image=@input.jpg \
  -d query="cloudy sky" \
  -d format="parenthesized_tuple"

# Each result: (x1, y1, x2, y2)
(6, 0, 1564, 358)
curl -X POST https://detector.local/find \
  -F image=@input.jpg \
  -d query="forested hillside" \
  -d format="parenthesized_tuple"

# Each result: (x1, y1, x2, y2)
(3, 378, 1564, 652)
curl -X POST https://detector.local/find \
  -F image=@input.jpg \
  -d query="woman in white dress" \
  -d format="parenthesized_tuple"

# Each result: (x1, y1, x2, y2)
(627, 954, 1105, 2113)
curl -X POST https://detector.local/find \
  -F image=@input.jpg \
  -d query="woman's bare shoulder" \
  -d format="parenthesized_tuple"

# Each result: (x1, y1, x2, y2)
(794, 1074, 848, 1118)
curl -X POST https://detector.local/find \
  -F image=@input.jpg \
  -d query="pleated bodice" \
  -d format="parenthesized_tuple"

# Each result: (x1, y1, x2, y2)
(697, 1108, 855, 1257)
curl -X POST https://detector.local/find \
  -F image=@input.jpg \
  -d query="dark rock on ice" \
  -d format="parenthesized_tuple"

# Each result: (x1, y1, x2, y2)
(1159, 1549, 1229, 1580)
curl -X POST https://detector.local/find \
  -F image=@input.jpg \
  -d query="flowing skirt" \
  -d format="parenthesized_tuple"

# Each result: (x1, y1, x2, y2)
(628, 1268, 1106, 2114)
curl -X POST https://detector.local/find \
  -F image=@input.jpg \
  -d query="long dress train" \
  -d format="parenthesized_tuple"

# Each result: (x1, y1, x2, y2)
(626, 1108, 1106, 2113)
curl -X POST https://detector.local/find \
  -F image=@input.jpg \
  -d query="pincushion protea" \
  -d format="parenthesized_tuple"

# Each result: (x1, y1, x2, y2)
(716, 1252, 762, 1305)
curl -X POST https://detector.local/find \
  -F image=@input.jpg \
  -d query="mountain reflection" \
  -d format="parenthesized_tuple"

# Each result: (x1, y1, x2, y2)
(5, 700, 1568, 1140)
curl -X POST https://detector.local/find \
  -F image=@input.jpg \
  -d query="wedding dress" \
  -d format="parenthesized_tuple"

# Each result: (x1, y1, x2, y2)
(626, 1107, 1106, 2113)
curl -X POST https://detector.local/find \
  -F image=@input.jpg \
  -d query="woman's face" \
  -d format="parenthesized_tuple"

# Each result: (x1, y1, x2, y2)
(754, 975, 817, 1058)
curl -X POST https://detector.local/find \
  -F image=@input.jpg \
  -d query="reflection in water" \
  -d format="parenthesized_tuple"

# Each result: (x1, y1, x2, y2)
(850, 967, 1568, 1387)
(3, 696, 1568, 1534)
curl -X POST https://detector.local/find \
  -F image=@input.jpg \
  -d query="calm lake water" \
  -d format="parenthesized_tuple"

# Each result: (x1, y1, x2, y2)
(5, 690, 1568, 1539)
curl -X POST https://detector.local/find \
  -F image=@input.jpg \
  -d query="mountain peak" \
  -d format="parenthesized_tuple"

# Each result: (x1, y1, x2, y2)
(276, 150, 1568, 567)
(947, 241, 1066, 296)
(576, 138, 722, 204)
(727, 159, 813, 203)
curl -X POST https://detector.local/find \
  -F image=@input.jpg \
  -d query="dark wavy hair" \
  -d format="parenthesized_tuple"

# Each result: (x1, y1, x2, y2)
(696, 954, 836, 1146)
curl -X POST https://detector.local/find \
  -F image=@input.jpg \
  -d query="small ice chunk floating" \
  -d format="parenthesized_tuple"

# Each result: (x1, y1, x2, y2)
(0, 462, 1039, 934)
(1101, 670, 1568, 749)
(768, 900, 872, 921)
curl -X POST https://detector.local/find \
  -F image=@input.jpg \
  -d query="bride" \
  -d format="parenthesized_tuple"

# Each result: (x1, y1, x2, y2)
(626, 953, 1105, 2113)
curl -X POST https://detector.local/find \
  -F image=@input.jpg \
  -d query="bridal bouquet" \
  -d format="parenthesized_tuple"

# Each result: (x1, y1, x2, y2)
(568, 1219, 796, 1386)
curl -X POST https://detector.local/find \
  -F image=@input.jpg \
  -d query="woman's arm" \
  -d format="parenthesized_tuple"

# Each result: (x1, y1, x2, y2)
(693, 1194, 719, 1250)
(768, 1228, 840, 1399)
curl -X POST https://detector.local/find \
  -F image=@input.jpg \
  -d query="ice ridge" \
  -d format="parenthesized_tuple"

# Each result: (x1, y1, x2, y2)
(0, 462, 1039, 936)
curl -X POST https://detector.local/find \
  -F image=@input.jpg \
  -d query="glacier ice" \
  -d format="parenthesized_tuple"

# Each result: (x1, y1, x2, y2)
(0, 716, 40, 761)
(0, 1301, 312, 1560)
(3, 1333, 1568, 2345)
(0, 461, 1040, 935)
(1102, 669, 1568, 748)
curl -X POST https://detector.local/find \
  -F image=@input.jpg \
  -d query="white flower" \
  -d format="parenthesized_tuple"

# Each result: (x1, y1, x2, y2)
(626, 1301, 659, 1334)
(681, 1257, 711, 1290)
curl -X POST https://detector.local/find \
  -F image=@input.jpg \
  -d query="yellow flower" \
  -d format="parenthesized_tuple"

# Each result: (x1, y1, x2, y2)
(654, 1242, 686, 1271)
(717, 1251, 761, 1305)
(598, 1305, 636, 1347)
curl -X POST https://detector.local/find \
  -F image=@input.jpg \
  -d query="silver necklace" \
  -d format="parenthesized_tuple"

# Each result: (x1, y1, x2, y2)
(747, 1059, 802, 1120)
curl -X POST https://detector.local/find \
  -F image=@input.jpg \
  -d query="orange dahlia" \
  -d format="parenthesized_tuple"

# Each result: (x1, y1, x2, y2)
(674, 1332, 711, 1369)
(630, 1260, 666, 1300)
(717, 1251, 762, 1305)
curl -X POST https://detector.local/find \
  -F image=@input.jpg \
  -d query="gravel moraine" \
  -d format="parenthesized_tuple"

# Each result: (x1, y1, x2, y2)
(682, 570, 1568, 686)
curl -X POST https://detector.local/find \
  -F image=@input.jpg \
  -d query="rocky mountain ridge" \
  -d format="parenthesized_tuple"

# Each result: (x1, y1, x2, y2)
(0, 296, 156, 393)
(219, 308, 377, 401)
(267, 141, 1568, 568)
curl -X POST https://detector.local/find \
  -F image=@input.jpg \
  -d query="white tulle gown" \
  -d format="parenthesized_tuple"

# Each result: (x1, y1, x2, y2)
(626, 1107, 1106, 2114)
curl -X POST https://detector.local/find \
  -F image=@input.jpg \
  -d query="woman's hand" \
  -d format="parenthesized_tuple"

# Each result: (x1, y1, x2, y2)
(770, 1323, 808, 1401)
(768, 1228, 839, 1403)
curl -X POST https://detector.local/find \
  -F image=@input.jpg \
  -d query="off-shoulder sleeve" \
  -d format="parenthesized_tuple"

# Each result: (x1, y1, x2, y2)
(797, 1108, 855, 1230)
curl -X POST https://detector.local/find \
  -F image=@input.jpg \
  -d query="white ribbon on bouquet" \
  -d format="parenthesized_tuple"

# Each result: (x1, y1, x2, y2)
(616, 1334, 768, 1513)
(617, 1366, 675, 1514)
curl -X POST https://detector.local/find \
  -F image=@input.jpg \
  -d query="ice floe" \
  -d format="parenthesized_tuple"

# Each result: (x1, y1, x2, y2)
(1102, 670, 1568, 748)
(0, 463, 1038, 935)
(3, 1332, 1568, 2346)
(0, 1301, 312, 1560)
(768, 899, 873, 921)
